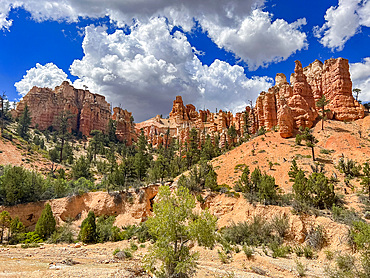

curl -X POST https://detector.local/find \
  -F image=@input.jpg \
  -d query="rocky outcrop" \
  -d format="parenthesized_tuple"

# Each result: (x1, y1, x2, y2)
(112, 107, 137, 145)
(14, 81, 111, 136)
(321, 58, 364, 120)
(252, 58, 364, 138)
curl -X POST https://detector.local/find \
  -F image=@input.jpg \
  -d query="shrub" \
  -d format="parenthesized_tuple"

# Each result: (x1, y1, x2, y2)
(337, 158, 361, 178)
(243, 245, 254, 259)
(332, 204, 361, 225)
(48, 222, 74, 244)
(114, 248, 133, 260)
(295, 134, 302, 145)
(218, 249, 231, 264)
(293, 171, 336, 210)
(35, 203, 56, 239)
(294, 246, 304, 257)
(271, 214, 290, 238)
(96, 215, 116, 243)
(222, 216, 275, 246)
(295, 259, 307, 277)
(303, 245, 314, 259)
(306, 225, 328, 250)
(130, 241, 138, 251)
(22, 232, 43, 244)
(143, 186, 217, 278)
(269, 241, 291, 258)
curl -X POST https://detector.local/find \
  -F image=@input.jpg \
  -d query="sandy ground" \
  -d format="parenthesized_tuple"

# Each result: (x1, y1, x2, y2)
(0, 241, 336, 278)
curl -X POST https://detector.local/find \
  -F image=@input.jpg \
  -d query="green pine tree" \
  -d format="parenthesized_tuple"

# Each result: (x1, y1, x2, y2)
(78, 211, 97, 243)
(0, 211, 11, 243)
(16, 103, 32, 139)
(35, 203, 56, 239)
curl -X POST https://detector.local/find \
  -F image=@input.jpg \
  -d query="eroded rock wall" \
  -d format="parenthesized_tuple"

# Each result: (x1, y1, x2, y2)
(14, 81, 111, 136)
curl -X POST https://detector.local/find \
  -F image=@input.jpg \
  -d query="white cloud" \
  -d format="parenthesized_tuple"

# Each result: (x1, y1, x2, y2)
(314, 0, 370, 51)
(68, 19, 273, 121)
(0, 1, 308, 69)
(14, 63, 70, 96)
(350, 58, 370, 102)
(0, 0, 264, 31)
(201, 9, 308, 69)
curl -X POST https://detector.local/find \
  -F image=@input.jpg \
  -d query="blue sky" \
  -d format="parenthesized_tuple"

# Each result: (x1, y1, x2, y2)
(0, 0, 369, 121)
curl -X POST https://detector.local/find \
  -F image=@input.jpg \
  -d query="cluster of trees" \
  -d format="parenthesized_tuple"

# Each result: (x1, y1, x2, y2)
(0, 165, 98, 206)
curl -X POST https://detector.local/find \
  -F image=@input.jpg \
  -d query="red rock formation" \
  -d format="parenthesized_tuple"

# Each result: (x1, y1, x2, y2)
(321, 58, 364, 121)
(14, 81, 111, 136)
(136, 58, 364, 144)
(277, 97, 294, 138)
(112, 107, 137, 145)
(253, 58, 364, 138)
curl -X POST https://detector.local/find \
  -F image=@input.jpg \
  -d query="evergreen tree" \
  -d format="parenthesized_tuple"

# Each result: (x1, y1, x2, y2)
(0, 211, 11, 243)
(35, 203, 56, 239)
(72, 155, 93, 180)
(361, 162, 370, 200)
(16, 103, 31, 139)
(9, 217, 25, 244)
(316, 95, 330, 130)
(353, 88, 361, 101)
(292, 171, 335, 209)
(55, 110, 74, 163)
(205, 166, 218, 191)
(301, 127, 317, 161)
(134, 130, 151, 181)
(186, 128, 200, 168)
(107, 119, 117, 143)
(243, 110, 251, 137)
(227, 124, 237, 147)
(78, 211, 97, 243)
(89, 130, 105, 161)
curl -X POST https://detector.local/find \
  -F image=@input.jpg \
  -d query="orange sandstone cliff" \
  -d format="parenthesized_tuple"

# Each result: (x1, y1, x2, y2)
(14, 81, 111, 136)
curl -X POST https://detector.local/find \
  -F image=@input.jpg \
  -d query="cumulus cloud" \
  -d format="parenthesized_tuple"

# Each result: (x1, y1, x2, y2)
(314, 0, 370, 51)
(14, 63, 70, 96)
(201, 9, 308, 69)
(67, 19, 273, 121)
(350, 58, 370, 102)
(0, 0, 308, 69)
(0, 0, 263, 30)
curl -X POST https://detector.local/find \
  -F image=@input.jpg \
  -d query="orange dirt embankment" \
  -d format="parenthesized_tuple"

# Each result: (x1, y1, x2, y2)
(0, 185, 158, 229)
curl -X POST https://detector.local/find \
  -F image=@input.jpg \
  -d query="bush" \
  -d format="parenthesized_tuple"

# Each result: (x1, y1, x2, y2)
(337, 158, 361, 178)
(306, 225, 328, 250)
(303, 245, 314, 259)
(269, 241, 291, 258)
(293, 171, 336, 210)
(294, 246, 304, 257)
(271, 214, 290, 238)
(332, 204, 361, 225)
(48, 222, 74, 244)
(295, 134, 302, 145)
(114, 248, 133, 260)
(22, 232, 43, 244)
(218, 249, 231, 264)
(96, 215, 116, 243)
(222, 216, 276, 246)
(243, 245, 254, 259)
(295, 259, 307, 277)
